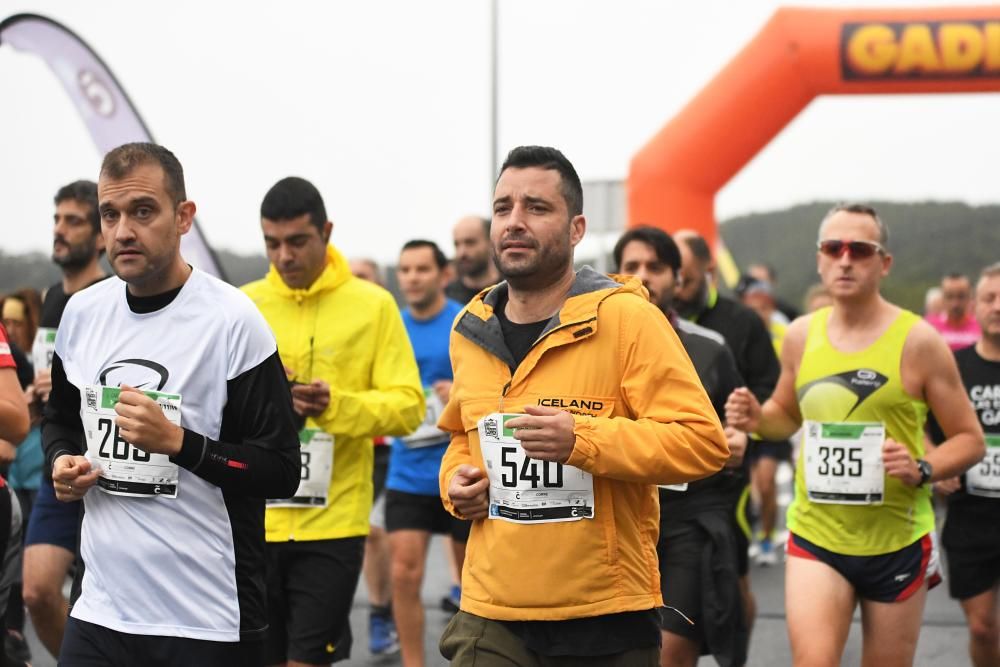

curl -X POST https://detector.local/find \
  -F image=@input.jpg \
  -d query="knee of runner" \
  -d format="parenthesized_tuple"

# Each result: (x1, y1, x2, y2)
(968, 613, 1000, 643)
(23, 582, 63, 610)
(390, 556, 424, 587)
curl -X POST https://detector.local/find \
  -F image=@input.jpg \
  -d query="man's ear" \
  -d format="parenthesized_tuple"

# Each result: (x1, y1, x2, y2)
(176, 200, 196, 235)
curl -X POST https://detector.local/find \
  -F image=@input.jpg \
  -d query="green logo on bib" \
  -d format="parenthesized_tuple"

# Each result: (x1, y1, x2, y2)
(820, 423, 869, 439)
(501, 414, 518, 439)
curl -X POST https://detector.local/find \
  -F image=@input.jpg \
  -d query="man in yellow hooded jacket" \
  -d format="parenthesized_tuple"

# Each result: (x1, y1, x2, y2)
(438, 146, 729, 666)
(242, 177, 424, 667)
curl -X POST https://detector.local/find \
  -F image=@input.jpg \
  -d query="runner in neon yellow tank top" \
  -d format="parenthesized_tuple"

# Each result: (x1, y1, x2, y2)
(726, 204, 984, 667)
(791, 306, 930, 555)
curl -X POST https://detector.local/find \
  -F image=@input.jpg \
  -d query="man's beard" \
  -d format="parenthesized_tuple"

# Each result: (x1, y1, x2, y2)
(674, 278, 707, 319)
(456, 254, 489, 280)
(492, 239, 570, 292)
(654, 291, 673, 315)
(52, 237, 97, 271)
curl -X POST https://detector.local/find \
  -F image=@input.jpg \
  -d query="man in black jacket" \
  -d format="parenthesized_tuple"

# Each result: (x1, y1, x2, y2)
(615, 227, 750, 667)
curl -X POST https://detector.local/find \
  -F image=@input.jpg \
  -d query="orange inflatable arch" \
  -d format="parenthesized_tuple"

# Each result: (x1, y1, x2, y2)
(628, 6, 1000, 250)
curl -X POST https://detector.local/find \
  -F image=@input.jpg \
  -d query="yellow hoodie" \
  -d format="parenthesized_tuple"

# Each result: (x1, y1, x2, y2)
(243, 245, 424, 541)
(439, 268, 728, 620)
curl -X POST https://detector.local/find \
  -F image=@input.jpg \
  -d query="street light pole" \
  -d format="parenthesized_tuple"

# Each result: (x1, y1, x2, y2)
(489, 0, 498, 186)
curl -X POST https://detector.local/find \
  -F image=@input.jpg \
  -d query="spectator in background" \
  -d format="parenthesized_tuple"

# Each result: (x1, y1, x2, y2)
(924, 286, 944, 319)
(746, 263, 799, 322)
(446, 216, 499, 304)
(348, 256, 398, 656)
(803, 283, 833, 314)
(0, 289, 44, 663)
(928, 272, 981, 351)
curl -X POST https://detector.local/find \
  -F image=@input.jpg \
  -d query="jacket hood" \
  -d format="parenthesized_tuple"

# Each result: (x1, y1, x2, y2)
(471, 266, 645, 322)
(456, 266, 646, 367)
(264, 245, 351, 298)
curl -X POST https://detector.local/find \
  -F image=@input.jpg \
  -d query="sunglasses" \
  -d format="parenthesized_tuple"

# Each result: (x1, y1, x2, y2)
(817, 239, 885, 259)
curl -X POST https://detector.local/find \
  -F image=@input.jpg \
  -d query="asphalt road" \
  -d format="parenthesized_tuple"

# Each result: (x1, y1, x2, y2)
(22, 462, 971, 666)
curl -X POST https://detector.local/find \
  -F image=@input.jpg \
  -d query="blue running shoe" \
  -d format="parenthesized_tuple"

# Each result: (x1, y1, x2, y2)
(369, 611, 399, 655)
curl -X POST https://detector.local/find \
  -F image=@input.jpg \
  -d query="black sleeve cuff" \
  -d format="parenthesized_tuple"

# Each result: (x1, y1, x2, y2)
(170, 428, 208, 472)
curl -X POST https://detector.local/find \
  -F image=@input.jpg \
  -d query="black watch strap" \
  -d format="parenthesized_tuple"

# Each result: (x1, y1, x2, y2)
(917, 459, 933, 487)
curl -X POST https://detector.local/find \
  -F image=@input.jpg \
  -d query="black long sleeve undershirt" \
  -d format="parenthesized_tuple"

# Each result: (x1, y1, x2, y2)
(42, 351, 301, 499)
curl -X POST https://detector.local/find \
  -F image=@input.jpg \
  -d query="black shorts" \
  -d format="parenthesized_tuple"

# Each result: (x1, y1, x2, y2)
(787, 532, 941, 602)
(749, 439, 792, 462)
(385, 489, 471, 543)
(657, 520, 705, 640)
(942, 509, 1000, 600)
(657, 512, 744, 642)
(24, 476, 80, 552)
(60, 616, 263, 667)
(264, 537, 365, 665)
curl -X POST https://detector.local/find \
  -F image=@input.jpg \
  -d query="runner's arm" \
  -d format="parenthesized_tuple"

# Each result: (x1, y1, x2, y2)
(565, 302, 728, 485)
(170, 351, 301, 498)
(439, 389, 475, 517)
(41, 352, 84, 469)
(312, 297, 424, 438)
(912, 324, 985, 480)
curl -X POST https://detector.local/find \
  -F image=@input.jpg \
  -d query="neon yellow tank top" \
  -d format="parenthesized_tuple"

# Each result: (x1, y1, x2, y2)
(788, 307, 932, 555)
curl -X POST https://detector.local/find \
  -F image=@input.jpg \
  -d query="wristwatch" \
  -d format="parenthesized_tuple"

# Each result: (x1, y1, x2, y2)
(916, 459, 933, 487)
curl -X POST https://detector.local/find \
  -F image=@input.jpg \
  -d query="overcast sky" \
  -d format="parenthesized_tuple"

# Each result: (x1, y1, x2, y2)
(3, 0, 999, 266)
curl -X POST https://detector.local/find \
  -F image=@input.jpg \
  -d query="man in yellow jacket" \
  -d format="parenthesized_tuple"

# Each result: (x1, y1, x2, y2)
(438, 146, 729, 666)
(242, 177, 424, 667)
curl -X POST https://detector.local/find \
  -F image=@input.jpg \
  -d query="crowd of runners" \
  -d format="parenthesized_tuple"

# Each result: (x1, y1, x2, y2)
(0, 142, 996, 667)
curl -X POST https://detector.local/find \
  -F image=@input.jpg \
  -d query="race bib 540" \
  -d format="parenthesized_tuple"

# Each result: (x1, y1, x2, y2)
(478, 412, 594, 524)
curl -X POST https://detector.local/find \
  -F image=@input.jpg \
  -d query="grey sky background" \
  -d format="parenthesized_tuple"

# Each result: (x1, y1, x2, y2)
(2, 0, 999, 265)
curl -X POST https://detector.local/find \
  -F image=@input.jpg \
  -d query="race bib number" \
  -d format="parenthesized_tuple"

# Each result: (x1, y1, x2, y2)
(804, 421, 884, 505)
(267, 429, 334, 508)
(401, 387, 448, 448)
(82, 385, 181, 498)
(478, 412, 594, 523)
(32, 327, 57, 372)
(966, 434, 1000, 498)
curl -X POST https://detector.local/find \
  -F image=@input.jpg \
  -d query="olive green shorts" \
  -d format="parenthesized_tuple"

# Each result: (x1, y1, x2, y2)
(440, 610, 659, 667)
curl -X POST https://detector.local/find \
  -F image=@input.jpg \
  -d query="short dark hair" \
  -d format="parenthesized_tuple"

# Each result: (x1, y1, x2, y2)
(100, 143, 186, 205)
(401, 239, 448, 270)
(943, 271, 969, 283)
(498, 146, 583, 217)
(54, 180, 99, 232)
(613, 226, 681, 275)
(260, 177, 327, 232)
(679, 233, 713, 263)
(821, 203, 889, 247)
(479, 216, 491, 237)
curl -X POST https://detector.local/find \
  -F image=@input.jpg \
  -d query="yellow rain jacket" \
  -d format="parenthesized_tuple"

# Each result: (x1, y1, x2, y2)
(243, 245, 424, 541)
(439, 268, 728, 621)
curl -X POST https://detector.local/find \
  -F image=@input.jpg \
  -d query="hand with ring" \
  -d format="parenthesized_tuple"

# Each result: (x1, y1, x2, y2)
(52, 454, 100, 502)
